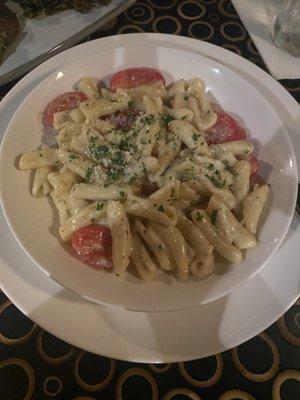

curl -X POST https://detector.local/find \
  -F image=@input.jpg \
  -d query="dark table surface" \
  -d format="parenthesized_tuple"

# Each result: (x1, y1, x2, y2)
(0, 1, 299, 399)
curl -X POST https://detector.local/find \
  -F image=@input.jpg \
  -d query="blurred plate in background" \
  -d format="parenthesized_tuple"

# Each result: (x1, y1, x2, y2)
(0, 0, 135, 86)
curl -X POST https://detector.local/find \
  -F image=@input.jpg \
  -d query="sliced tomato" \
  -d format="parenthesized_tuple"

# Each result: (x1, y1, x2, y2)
(205, 112, 246, 144)
(109, 108, 140, 131)
(71, 225, 113, 270)
(141, 179, 159, 197)
(43, 91, 88, 127)
(110, 67, 165, 91)
(247, 153, 260, 176)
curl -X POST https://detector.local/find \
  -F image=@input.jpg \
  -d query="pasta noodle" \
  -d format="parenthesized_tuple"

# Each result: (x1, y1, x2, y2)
(18, 73, 269, 281)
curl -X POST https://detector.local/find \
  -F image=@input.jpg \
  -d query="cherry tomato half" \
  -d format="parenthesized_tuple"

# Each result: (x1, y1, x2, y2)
(110, 67, 165, 91)
(71, 225, 113, 270)
(43, 91, 88, 127)
(247, 153, 260, 176)
(205, 112, 247, 145)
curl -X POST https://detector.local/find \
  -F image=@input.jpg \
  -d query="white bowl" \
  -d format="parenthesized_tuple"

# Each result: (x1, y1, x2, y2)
(0, 46, 297, 312)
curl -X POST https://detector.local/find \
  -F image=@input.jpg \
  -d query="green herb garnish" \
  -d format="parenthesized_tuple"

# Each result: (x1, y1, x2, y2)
(85, 167, 93, 182)
(210, 209, 218, 225)
(162, 115, 174, 125)
(192, 133, 199, 142)
(206, 174, 225, 188)
(96, 202, 104, 211)
(158, 204, 164, 212)
(196, 213, 203, 222)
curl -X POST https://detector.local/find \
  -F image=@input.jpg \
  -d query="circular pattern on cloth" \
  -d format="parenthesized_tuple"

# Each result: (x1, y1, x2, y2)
(209, 13, 220, 22)
(148, 0, 176, 9)
(295, 312, 300, 329)
(117, 24, 144, 34)
(201, 0, 217, 4)
(218, 0, 238, 18)
(220, 21, 246, 42)
(37, 329, 76, 365)
(272, 369, 300, 400)
(188, 21, 215, 40)
(0, 358, 35, 400)
(116, 367, 158, 400)
(178, 354, 223, 387)
(149, 363, 172, 374)
(152, 16, 182, 35)
(178, 1, 206, 20)
(246, 38, 259, 55)
(74, 351, 115, 392)
(163, 388, 202, 400)
(221, 44, 242, 55)
(218, 389, 256, 400)
(277, 314, 300, 346)
(0, 300, 37, 345)
(125, 3, 155, 25)
(232, 333, 280, 382)
(73, 397, 96, 400)
(43, 376, 62, 397)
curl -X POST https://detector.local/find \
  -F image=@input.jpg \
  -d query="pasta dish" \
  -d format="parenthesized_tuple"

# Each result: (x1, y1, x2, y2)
(19, 67, 269, 281)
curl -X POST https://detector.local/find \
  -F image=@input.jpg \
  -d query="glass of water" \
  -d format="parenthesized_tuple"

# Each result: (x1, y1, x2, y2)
(272, 0, 300, 56)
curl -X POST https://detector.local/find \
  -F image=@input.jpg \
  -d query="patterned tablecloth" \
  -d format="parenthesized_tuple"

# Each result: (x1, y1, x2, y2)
(0, 1, 299, 399)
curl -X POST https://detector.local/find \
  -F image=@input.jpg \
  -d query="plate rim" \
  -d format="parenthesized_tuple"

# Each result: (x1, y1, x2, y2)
(0, 33, 299, 362)
(1, 44, 297, 312)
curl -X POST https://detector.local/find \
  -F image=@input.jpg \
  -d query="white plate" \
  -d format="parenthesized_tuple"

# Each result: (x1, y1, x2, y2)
(1, 46, 297, 312)
(0, 0, 135, 86)
(0, 33, 299, 362)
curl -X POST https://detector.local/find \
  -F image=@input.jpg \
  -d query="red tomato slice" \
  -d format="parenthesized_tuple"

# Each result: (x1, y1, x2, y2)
(141, 179, 159, 197)
(109, 108, 140, 131)
(71, 225, 113, 270)
(110, 67, 165, 91)
(43, 91, 88, 127)
(205, 112, 246, 144)
(247, 153, 260, 176)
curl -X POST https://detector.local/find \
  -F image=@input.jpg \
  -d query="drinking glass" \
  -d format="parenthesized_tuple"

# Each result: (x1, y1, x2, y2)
(272, 0, 300, 56)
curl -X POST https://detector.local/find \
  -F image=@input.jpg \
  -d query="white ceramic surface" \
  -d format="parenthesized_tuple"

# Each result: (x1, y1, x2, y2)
(0, 0, 135, 85)
(0, 33, 299, 362)
(0, 46, 297, 312)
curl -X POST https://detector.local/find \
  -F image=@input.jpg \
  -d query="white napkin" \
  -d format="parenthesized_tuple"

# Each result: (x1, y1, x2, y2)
(232, 0, 300, 80)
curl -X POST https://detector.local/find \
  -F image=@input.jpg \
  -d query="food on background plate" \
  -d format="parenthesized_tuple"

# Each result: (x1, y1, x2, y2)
(18, 67, 269, 281)
(0, 2, 19, 63)
(13, 0, 112, 17)
(0, 0, 112, 64)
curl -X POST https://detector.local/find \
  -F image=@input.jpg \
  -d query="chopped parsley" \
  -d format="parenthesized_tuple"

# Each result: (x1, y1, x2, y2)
(96, 202, 104, 211)
(69, 154, 78, 160)
(158, 204, 164, 212)
(192, 133, 199, 142)
(107, 170, 120, 183)
(162, 115, 174, 125)
(225, 165, 238, 178)
(141, 114, 155, 125)
(196, 213, 204, 222)
(128, 100, 134, 108)
(129, 176, 137, 184)
(85, 167, 93, 182)
(119, 190, 127, 203)
(183, 95, 189, 101)
(205, 174, 225, 188)
(207, 163, 214, 171)
(210, 209, 218, 225)
(39, 152, 43, 157)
